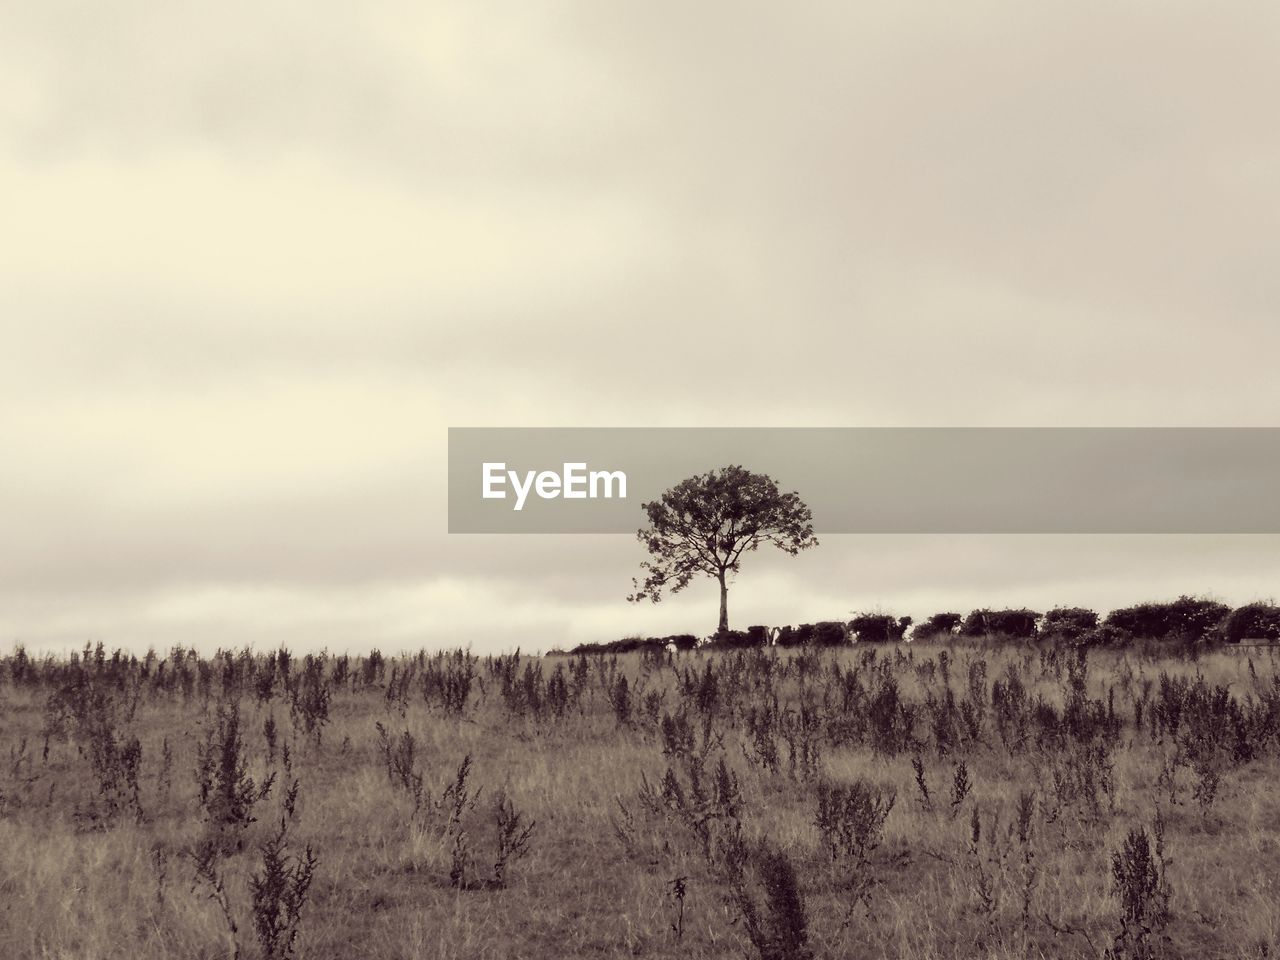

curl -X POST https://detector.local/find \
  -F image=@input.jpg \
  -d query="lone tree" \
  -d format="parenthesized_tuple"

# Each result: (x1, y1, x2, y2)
(627, 465, 818, 634)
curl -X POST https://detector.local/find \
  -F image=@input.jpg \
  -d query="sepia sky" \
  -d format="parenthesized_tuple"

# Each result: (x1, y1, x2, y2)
(4, 1, 1280, 654)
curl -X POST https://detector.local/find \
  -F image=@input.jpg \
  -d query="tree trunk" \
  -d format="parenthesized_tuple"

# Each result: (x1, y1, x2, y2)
(717, 572, 729, 634)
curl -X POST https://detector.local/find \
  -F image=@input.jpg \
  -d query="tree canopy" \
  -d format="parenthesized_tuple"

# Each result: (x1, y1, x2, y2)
(627, 465, 818, 633)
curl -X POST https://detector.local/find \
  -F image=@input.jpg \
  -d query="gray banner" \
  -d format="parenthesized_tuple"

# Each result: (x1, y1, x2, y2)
(448, 428, 1280, 533)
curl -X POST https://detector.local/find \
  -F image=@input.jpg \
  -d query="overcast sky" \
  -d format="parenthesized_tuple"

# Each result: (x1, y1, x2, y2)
(4, 1, 1280, 654)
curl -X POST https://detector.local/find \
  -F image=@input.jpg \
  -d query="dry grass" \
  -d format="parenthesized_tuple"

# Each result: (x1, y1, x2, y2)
(1, 641, 1278, 959)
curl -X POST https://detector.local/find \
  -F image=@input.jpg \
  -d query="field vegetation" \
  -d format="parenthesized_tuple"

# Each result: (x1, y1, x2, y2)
(1, 611, 1279, 958)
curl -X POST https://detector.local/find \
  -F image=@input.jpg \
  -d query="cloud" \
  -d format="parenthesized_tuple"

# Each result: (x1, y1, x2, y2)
(2, 1, 1279, 651)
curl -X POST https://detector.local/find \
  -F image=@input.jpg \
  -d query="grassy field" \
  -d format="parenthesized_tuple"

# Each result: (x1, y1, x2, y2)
(1, 640, 1278, 959)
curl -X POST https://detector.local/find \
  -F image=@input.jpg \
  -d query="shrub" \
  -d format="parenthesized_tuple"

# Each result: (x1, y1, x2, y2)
(44, 679, 145, 825)
(912, 613, 963, 641)
(1110, 814, 1172, 960)
(849, 614, 911, 643)
(780, 701, 823, 779)
(374, 723, 425, 814)
(662, 634, 701, 651)
(961, 609, 1041, 639)
(744, 706, 781, 773)
(610, 675, 631, 726)
(361, 649, 385, 686)
(1077, 624, 1134, 649)
(250, 819, 318, 960)
(813, 778, 896, 864)
(289, 656, 331, 743)
(772, 622, 847, 647)
(710, 630, 760, 650)
(86, 726, 143, 825)
(197, 702, 273, 852)
(1219, 602, 1280, 644)
(491, 790, 537, 888)
(1039, 607, 1099, 642)
(567, 641, 605, 655)
(642, 747, 744, 865)
(569, 637, 668, 655)
(614, 637, 662, 654)
(422, 651, 478, 713)
(729, 843, 814, 960)
(1105, 596, 1230, 644)
(811, 621, 849, 646)
(867, 676, 916, 756)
